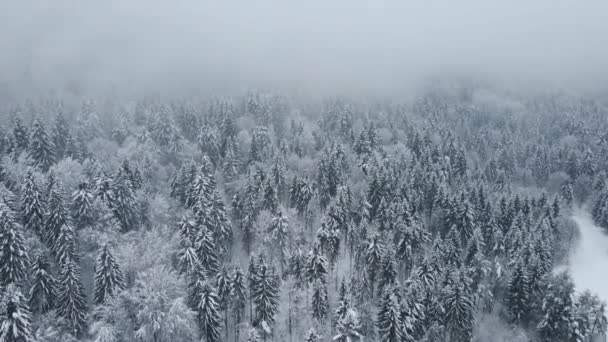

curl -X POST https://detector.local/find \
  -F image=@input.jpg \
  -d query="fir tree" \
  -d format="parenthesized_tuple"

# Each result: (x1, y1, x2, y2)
(56, 259, 88, 336)
(28, 255, 56, 314)
(0, 284, 33, 342)
(537, 272, 576, 342)
(94, 244, 126, 304)
(28, 118, 55, 172)
(334, 308, 363, 342)
(443, 281, 474, 342)
(0, 203, 29, 286)
(231, 266, 247, 342)
(52, 224, 77, 267)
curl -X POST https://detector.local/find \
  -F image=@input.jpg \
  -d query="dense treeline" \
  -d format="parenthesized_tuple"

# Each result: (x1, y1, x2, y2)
(0, 86, 607, 342)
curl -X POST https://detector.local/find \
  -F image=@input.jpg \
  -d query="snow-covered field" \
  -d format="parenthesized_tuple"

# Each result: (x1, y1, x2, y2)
(569, 207, 608, 303)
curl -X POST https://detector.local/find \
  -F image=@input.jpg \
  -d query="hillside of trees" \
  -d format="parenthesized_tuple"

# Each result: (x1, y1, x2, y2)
(0, 85, 607, 342)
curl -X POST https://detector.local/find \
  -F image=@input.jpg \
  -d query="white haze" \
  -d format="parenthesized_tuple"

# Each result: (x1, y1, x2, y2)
(1, 0, 608, 97)
(569, 208, 608, 303)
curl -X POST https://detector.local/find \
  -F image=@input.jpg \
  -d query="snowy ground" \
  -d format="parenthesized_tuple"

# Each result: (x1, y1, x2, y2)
(568, 207, 608, 303)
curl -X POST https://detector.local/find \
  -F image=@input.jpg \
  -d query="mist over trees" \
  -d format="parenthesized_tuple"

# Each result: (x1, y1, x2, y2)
(0, 84, 606, 342)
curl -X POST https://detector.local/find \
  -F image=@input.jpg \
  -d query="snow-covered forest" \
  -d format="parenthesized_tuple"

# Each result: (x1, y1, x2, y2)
(2, 1, 608, 342)
(0, 86, 607, 342)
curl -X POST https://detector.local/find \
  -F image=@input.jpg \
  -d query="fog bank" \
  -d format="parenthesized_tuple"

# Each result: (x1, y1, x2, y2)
(1, 0, 608, 97)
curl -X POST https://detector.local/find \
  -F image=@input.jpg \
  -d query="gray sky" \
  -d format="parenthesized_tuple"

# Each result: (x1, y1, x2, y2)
(1, 0, 608, 97)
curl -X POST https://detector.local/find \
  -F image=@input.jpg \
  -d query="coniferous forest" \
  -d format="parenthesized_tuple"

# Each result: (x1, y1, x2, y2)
(0, 86, 607, 342)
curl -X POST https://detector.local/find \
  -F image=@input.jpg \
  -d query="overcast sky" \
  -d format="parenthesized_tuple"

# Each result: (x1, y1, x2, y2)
(1, 0, 607, 97)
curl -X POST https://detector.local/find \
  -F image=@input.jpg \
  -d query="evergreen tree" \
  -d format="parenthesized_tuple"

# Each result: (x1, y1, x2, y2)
(28, 255, 56, 314)
(505, 259, 531, 323)
(231, 266, 247, 342)
(537, 272, 576, 342)
(12, 116, 29, 154)
(311, 279, 328, 321)
(20, 170, 44, 235)
(304, 328, 319, 342)
(334, 308, 363, 342)
(0, 284, 33, 342)
(377, 291, 404, 342)
(52, 224, 77, 267)
(251, 259, 280, 332)
(94, 244, 126, 304)
(28, 118, 55, 172)
(0, 203, 29, 286)
(305, 245, 328, 284)
(197, 281, 222, 342)
(195, 228, 220, 275)
(52, 112, 70, 160)
(71, 182, 94, 229)
(44, 180, 70, 248)
(111, 171, 139, 232)
(56, 259, 88, 336)
(443, 281, 474, 342)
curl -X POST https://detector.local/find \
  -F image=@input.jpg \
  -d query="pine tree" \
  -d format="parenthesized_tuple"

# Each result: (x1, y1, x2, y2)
(56, 259, 88, 336)
(0, 284, 33, 342)
(262, 180, 279, 214)
(28, 118, 55, 172)
(94, 244, 126, 305)
(0, 203, 29, 286)
(20, 170, 44, 235)
(197, 281, 222, 342)
(377, 291, 404, 342)
(28, 255, 56, 314)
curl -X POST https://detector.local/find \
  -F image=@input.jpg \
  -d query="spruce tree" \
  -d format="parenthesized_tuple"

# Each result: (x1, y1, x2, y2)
(28, 255, 56, 314)
(505, 259, 530, 323)
(28, 118, 55, 172)
(252, 258, 280, 332)
(377, 291, 404, 342)
(443, 281, 474, 342)
(94, 244, 126, 304)
(111, 171, 139, 232)
(71, 182, 94, 229)
(52, 112, 70, 160)
(12, 116, 29, 154)
(195, 228, 220, 275)
(20, 170, 44, 235)
(56, 259, 88, 336)
(0, 203, 29, 286)
(311, 279, 328, 321)
(231, 266, 247, 341)
(197, 281, 222, 342)
(52, 224, 77, 267)
(0, 284, 33, 342)
(44, 180, 70, 248)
